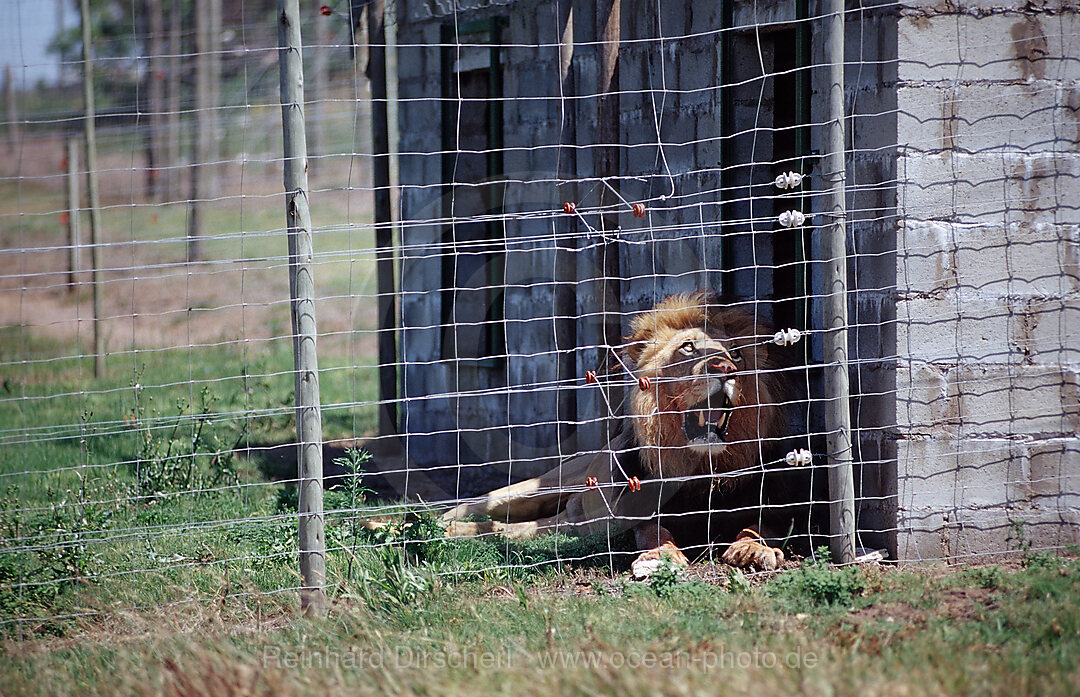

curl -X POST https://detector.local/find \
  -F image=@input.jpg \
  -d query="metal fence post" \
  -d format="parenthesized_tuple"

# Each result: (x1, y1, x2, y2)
(822, 0, 856, 564)
(277, 0, 327, 617)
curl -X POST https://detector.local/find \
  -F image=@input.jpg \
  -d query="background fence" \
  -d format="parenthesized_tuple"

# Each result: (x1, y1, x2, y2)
(0, 0, 1077, 633)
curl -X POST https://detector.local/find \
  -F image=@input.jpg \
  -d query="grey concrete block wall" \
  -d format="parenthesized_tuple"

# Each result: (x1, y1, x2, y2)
(894, 2, 1080, 559)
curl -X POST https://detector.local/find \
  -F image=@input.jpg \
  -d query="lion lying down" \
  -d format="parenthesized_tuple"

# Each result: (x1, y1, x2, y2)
(442, 291, 794, 578)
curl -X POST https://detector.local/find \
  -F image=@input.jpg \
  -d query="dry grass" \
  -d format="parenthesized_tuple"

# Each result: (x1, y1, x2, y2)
(2, 558, 1079, 697)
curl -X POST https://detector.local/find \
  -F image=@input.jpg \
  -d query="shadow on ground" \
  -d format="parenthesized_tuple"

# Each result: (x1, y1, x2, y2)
(244, 438, 512, 504)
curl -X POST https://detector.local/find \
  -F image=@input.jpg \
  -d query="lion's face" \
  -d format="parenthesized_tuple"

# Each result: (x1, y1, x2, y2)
(634, 327, 743, 456)
(623, 292, 785, 480)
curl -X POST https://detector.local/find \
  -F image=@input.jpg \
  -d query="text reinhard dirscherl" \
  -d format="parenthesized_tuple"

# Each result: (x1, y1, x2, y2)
(262, 645, 819, 671)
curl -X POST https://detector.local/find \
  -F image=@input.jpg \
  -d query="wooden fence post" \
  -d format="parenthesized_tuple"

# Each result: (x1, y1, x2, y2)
(822, 0, 856, 565)
(595, 0, 622, 431)
(187, 0, 212, 262)
(277, 0, 327, 617)
(166, 0, 182, 200)
(66, 137, 81, 291)
(79, 0, 105, 378)
(4, 66, 17, 154)
(145, 0, 166, 201)
(555, 0, 578, 453)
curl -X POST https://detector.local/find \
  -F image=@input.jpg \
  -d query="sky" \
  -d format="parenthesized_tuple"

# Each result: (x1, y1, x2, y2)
(0, 0, 73, 88)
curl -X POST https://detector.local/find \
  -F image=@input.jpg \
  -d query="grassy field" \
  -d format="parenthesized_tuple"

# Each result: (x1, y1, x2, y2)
(0, 324, 380, 624)
(0, 330, 1078, 696)
(1, 543, 1078, 696)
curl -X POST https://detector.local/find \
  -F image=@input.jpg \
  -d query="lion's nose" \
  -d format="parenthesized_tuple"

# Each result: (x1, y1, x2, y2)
(705, 359, 736, 376)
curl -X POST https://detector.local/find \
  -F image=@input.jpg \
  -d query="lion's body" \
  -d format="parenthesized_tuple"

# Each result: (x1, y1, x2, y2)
(442, 291, 796, 573)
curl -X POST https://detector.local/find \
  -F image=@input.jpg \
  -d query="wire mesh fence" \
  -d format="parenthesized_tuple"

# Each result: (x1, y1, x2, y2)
(0, 0, 1077, 634)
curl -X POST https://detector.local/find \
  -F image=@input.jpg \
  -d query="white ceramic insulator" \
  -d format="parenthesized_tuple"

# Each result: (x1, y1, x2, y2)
(785, 448, 813, 467)
(773, 328, 803, 346)
(773, 171, 804, 190)
(777, 210, 806, 228)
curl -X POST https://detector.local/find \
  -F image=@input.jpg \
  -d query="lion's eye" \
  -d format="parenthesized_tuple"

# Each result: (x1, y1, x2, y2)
(731, 349, 743, 364)
(679, 341, 695, 355)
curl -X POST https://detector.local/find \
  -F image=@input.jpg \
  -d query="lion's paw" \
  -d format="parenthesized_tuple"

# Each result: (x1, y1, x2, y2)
(631, 541, 689, 580)
(721, 528, 785, 571)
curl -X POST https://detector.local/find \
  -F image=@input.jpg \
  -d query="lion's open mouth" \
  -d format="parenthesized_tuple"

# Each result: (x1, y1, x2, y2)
(682, 389, 732, 448)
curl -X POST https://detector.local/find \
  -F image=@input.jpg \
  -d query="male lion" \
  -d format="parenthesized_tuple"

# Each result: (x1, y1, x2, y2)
(442, 291, 795, 577)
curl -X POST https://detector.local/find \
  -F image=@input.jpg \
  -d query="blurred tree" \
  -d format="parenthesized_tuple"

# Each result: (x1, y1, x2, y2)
(48, 0, 353, 211)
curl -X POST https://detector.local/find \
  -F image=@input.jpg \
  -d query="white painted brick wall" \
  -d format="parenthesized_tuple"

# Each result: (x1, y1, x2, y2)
(1028, 439, 1080, 507)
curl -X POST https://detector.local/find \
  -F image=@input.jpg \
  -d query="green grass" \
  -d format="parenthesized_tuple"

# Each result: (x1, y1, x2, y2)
(2, 302, 1079, 697)
(0, 326, 385, 634)
(0, 107, 381, 650)
(2, 315, 1079, 697)
(0, 555, 1077, 696)
(0, 176, 375, 297)
(0, 322, 633, 639)
(2, 348, 1078, 697)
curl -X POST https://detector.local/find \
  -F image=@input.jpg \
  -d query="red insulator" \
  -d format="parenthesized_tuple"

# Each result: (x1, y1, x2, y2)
(563, 201, 576, 215)
(631, 202, 646, 218)
(586, 476, 599, 490)
(319, 5, 333, 16)
(585, 370, 597, 384)
(627, 476, 642, 492)
(638, 375, 651, 391)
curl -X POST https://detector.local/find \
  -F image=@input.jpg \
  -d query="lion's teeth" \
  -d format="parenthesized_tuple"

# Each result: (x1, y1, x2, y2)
(698, 411, 706, 428)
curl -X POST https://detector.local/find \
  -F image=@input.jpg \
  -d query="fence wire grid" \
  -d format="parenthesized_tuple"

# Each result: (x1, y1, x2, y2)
(0, 0, 1077, 631)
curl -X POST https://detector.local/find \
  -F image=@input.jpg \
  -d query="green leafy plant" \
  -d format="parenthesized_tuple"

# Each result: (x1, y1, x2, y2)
(353, 546, 438, 614)
(1009, 518, 1062, 569)
(1009, 519, 1032, 554)
(328, 448, 375, 581)
(129, 380, 244, 499)
(0, 484, 111, 624)
(963, 565, 1004, 590)
(727, 567, 752, 596)
(274, 484, 299, 514)
(648, 554, 684, 598)
(224, 519, 295, 563)
(397, 511, 449, 565)
(767, 546, 865, 607)
(1022, 550, 1060, 570)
